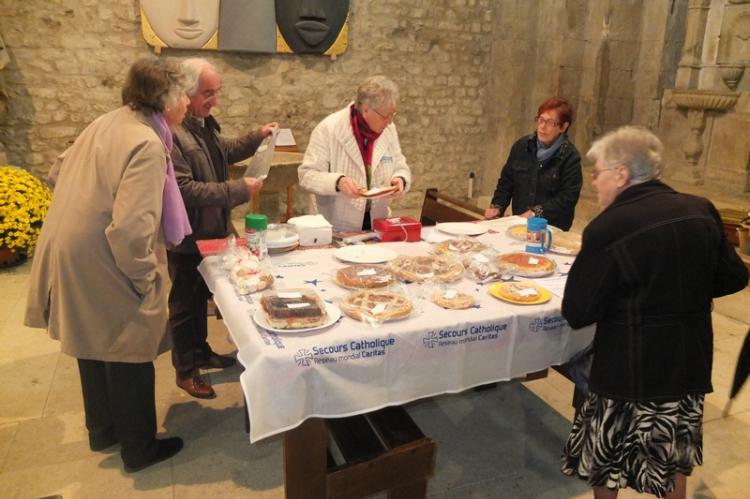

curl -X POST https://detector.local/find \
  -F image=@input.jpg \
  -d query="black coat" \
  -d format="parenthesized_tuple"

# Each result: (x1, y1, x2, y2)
(562, 180, 748, 401)
(490, 134, 582, 230)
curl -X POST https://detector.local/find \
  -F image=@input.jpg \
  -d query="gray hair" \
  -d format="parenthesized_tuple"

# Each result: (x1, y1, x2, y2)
(121, 57, 184, 113)
(356, 75, 399, 110)
(181, 58, 217, 97)
(586, 126, 663, 185)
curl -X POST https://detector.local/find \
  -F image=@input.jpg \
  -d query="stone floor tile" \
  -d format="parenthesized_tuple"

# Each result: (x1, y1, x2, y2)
(0, 422, 19, 473)
(0, 350, 58, 424)
(172, 430, 283, 498)
(2, 411, 93, 473)
(0, 453, 175, 499)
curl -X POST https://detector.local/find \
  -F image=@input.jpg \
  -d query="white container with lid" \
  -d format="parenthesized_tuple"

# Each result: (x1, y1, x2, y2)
(287, 215, 333, 247)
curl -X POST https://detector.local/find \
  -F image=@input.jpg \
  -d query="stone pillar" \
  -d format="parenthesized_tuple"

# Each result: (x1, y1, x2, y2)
(676, 0, 712, 88)
(0, 34, 8, 165)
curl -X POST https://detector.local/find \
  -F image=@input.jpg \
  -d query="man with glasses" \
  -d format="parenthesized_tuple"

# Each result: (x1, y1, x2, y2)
(484, 96, 582, 231)
(168, 58, 277, 399)
(298, 75, 411, 231)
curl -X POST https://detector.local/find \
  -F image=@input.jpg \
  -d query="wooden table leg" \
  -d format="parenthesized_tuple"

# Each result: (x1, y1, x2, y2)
(284, 418, 328, 499)
(252, 192, 261, 214)
(285, 184, 295, 222)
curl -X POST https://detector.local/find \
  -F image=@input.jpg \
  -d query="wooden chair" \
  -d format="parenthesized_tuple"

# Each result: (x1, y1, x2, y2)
(419, 187, 485, 226)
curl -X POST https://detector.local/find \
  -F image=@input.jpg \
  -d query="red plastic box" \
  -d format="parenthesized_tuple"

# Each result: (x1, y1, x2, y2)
(373, 217, 422, 242)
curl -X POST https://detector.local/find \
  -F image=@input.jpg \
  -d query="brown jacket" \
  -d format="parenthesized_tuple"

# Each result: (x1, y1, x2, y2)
(25, 106, 171, 362)
(169, 115, 265, 253)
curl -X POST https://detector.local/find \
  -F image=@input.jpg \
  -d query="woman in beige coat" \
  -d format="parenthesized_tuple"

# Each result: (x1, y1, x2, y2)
(24, 58, 190, 473)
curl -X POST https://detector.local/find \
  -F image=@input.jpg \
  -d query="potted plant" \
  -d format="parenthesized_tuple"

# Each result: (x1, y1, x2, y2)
(0, 165, 52, 266)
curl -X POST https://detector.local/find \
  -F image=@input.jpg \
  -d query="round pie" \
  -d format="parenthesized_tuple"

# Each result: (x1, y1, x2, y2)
(334, 264, 394, 289)
(388, 255, 464, 283)
(497, 252, 555, 277)
(489, 281, 551, 304)
(340, 290, 413, 322)
(506, 224, 561, 241)
(549, 231, 582, 255)
(431, 289, 477, 309)
(435, 239, 488, 255)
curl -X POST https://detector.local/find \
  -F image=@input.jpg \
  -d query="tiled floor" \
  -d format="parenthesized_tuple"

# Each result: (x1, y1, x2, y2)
(1, 258, 748, 498)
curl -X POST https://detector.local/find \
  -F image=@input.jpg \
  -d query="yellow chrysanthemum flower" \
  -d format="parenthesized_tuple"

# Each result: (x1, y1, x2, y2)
(0, 166, 52, 255)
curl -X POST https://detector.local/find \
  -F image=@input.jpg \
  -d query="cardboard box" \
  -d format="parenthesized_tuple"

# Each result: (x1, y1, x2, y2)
(373, 217, 422, 242)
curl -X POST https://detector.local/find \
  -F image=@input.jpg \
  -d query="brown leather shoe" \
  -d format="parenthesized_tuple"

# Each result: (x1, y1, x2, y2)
(201, 351, 236, 369)
(176, 372, 216, 399)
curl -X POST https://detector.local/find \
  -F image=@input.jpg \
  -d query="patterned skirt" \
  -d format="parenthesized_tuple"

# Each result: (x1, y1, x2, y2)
(561, 392, 704, 498)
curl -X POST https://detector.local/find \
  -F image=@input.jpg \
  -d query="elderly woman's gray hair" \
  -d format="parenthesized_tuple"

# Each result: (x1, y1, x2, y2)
(586, 126, 664, 185)
(181, 58, 217, 97)
(356, 76, 399, 110)
(121, 58, 184, 113)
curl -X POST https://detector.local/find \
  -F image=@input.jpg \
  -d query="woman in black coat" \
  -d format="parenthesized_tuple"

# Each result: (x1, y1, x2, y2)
(485, 96, 582, 230)
(561, 126, 748, 498)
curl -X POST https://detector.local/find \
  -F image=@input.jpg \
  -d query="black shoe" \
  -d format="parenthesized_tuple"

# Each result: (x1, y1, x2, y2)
(89, 433, 119, 452)
(123, 437, 184, 473)
(201, 351, 236, 369)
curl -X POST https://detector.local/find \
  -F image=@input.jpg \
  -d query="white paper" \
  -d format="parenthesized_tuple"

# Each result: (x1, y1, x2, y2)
(275, 128, 296, 147)
(518, 288, 539, 297)
(244, 126, 279, 179)
(286, 302, 311, 309)
(371, 303, 386, 314)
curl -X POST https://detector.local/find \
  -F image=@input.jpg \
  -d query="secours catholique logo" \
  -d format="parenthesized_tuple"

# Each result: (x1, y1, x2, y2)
(293, 337, 397, 367)
(422, 322, 508, 348)
(529, 315, 567, 333)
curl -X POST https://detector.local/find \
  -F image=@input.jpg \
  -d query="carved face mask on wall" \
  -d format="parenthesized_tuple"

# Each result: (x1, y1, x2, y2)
(140, 0, 220, 49)
(275, 0, 350, 54)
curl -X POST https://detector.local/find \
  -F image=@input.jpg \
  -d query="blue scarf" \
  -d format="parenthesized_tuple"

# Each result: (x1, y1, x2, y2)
(536, 133, 566, 164)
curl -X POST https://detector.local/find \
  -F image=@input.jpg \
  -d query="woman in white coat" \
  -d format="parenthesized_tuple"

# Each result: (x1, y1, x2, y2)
(25, 58, 191, 472)
(298, 75, 411, 231)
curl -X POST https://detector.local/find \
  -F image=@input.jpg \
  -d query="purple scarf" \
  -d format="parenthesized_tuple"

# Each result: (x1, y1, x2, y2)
(152, 113, 192, 248)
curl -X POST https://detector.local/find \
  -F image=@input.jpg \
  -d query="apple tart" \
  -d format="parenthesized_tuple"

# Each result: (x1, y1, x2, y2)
(497, 252, 555, 278)
(340, 290, 413, 322)
(334, 264, 394, 289)
(388, 255, 464, 283)
(431, 289, 477, 309)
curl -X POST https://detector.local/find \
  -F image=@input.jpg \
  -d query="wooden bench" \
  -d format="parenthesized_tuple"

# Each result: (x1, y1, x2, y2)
(284, 407, 436, 499)
(419, 187, 485, 226)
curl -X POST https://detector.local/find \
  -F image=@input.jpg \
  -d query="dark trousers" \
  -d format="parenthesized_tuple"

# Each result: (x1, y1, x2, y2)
(167, 251, 211, 374)
(77, 359, 157, 467)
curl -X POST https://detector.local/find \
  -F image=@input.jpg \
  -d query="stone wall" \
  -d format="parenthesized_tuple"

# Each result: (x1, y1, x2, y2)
(479, 0, 687, 221)
(0, 0, 493, 219)
(2, 0, 745, 226)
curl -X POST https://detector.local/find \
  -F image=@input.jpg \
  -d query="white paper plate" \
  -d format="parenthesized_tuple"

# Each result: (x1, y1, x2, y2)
(253, 302, 341, 334)
(437, 222, 488, 236)
(266, 225, 300, 249)
(333, 245, 398, 264)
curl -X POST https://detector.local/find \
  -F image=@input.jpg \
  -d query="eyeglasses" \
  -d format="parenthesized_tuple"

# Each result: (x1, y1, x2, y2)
(535, 116, 561, 128)
(372, 107, 397, 121)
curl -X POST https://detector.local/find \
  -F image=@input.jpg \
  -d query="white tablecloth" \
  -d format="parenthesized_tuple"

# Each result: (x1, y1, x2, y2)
(199, 217, 594, 442)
